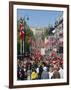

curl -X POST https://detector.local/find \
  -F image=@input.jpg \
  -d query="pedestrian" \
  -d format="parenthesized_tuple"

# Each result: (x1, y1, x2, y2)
(58, 65, 63, 78)
(41, 66, 49, 79)
(31, 69, 38, 80)
(38, 65, 43, 79)
(49, 66, 53, 79)
(27, 66, 31, 80)
(52, 66, 60, 79)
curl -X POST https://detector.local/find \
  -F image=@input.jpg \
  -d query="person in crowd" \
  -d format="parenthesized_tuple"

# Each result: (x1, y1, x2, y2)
(27, 66, 31, 80)
(17, 66, 27, 80)
(26, 57, 32, 70)
(31, 69, 38, 80)
(52, 65, 60, 79)
(49, 66, 53, 79)
(41, 66, 49, 79)
(36, 67, 39, 74)
(58, 64, 63, 78)
(17, 59, 22, 80)
(38, 64, 43, 79)
(31, 60, 38, 70)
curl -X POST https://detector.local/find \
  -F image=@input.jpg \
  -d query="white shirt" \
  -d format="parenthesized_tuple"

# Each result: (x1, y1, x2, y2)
(59, 67, 63, 78)
(41, 48, 45, 55)
(49, 72, 53, 79)
(36, 68, 39, 74)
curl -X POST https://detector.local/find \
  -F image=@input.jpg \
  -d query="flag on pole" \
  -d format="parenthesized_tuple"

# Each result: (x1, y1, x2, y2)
(20, 18, 25, 40)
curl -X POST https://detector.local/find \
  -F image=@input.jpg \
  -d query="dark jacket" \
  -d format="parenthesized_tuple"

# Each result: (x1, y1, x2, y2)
(52, 71, 60, 79)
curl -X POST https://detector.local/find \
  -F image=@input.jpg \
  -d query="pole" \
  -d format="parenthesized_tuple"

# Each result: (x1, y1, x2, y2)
(22, 39, 23, 59)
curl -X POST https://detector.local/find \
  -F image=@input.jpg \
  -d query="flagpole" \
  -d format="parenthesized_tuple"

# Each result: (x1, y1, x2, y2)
(22, 39, 23, 58)
(20, 17, 25, 59)
(24, 17, 26, 56)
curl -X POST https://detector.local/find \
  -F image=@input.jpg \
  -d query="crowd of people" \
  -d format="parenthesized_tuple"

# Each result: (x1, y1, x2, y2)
(17, 15, 63, 81)
(17, 50, 63, 80)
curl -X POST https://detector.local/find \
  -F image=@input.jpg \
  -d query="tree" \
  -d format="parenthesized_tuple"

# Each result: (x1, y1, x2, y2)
(17, 18, 34, 55)
(17, 19, 20, 55)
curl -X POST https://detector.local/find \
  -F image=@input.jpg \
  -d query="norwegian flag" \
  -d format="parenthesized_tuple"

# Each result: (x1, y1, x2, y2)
(20, 18, 25, 40)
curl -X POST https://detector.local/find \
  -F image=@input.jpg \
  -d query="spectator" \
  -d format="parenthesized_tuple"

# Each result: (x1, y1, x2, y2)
(27, 66, 31, 80)
(31, 69, 38, 80)
(49, 66, 53, 79)
(38, 65, 43, 79)
(41, 66, 49, 79)
(58, 65, 63, 78)
(52, 66, 60, 79)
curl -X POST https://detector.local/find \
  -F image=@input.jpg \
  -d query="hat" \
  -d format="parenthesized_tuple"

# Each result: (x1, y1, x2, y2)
(43, 67, 48, 71)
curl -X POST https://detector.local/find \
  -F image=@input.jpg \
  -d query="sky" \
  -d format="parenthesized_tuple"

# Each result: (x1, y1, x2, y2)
(17, 9, 63, 28)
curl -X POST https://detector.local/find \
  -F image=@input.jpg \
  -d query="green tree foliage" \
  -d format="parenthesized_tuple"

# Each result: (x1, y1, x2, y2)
(17, 19, 20, 55)
(17, 18, 34, 55)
